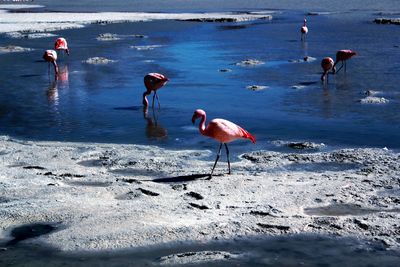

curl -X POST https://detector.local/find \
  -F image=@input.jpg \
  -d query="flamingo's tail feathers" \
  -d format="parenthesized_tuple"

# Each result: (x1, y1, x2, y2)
(240, 128, 256, 144)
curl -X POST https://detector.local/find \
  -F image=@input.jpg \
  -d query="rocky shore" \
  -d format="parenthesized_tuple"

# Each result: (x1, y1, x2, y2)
(0, 136, 399, 252)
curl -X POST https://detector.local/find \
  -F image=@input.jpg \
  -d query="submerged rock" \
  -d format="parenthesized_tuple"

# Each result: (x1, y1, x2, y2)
(218, 68, 232, 72)
(6, 32, 56, 39)
(304, 56, 317, 62)
(272, 140, 325, 150)
(158, 251, 240, 265)
(179, 15, 272, 23)
(235, 59, 264, 66)
(246, 85, 268, 91)
(307, 12, 334, 16)
(374, 18, 400, 25)
(96, 33, 121, 41)
(359, 96, 389, 104)
(364, 90, 382, 96)
(0, 45, 33, 53)
(130, 45, 162, 51)
(83, 57, 116, 65)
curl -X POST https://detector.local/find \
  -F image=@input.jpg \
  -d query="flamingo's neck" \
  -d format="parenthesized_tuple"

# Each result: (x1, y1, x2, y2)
(198, 114, 207, 136)
(303, 19, 307, 26)
(142, 91, 150, 106)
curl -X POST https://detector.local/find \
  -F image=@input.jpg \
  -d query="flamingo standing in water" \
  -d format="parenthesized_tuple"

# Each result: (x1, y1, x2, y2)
(143, 73, 169, 108)
(43, 50, 58, 76)
(192, 109, 256, 178)
(301, 18, 308, 41)
(54, 37, 69, 55)
(321, 57, 335, 82)
(333, 50, 357, 74)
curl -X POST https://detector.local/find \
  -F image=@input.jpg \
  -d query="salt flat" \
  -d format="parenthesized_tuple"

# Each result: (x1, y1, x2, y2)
(0, 136, 399, 251)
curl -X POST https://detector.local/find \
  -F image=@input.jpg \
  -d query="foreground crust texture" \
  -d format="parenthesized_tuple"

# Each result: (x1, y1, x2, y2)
(0, 136, 399, 251)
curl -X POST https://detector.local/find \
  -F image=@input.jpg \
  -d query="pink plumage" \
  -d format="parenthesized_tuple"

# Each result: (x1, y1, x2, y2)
(54, 37, 69, 55)
(333, 49, 357, 73)
(143, 73, 169, 107)
(321, 57, 334, 81)
(43, 50, 58, 75)
(301, 18, 308, 40)
(192, 109, 256, 177)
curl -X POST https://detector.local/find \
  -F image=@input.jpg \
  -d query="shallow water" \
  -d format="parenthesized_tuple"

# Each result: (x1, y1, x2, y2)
(0, 3, 400, 153)
(1, 233, 399, 267)
(17, 0, 400, 13)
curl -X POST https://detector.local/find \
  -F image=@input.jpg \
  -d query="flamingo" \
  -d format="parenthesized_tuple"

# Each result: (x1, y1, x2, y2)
(332, 50, 357, 74)
(143, 73, 169, 108)
(301, 18, 308, 41)
(43, 50, 58, 76)
(54, 37, 69, 55)
(321, 57, 335, 82)
(191, 109, 256, 178)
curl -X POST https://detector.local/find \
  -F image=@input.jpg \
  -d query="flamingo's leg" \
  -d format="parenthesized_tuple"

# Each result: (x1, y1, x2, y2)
(224, 143, 231, 174)
(152, 92, 156, 109)
(155, 91, 161, 109)
(344, 61, 347, 72)
(336, 62, 344, 74)
(209, 143, 223, 178)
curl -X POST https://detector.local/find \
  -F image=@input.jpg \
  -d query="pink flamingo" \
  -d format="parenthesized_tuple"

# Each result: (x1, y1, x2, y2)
(333, 50, 357, 74)
(43, 50, 58, 76)
(143, 73, 169, 108)
(301, 18, 308, 41)
(54, 37, 69, 55)
(192, 109, 256, 178)
(321, 57, 335, 82)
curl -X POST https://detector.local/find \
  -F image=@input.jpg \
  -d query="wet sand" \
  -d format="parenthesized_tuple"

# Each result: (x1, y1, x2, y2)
(0, 136, 399, 257)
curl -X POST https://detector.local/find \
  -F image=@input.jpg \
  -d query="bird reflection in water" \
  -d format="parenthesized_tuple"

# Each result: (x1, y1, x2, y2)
(47, 65, 69, 105)
(143, 106, 168, 140)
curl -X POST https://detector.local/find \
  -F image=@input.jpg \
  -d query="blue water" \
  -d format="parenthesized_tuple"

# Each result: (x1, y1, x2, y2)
(0, 2, 400, 152)
(1, 233, 400, 267)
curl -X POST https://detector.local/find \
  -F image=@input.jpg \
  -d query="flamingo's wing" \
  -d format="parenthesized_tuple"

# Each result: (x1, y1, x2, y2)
(206, 119, 256, 144)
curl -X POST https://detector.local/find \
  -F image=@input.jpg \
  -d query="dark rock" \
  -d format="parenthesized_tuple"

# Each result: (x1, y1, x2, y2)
(59, 173, 85, 178)
(250, 210, 277, 217)
(374, 18, 400, 25)
(185, 191, 204, 200)
(189, 203, 209, 210)
(23, 166, 45, 170)
(354, 219, 369, 230)
(138, 188, 159, 196)
(257, 223, 290, 232)
(171, 184, 187, 191)
(287, 142, 323, 150)
(116, 178, 141, 184)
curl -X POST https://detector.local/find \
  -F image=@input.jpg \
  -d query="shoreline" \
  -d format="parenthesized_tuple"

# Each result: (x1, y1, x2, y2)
(0, 136, 399, 252)
(0, 7, 273, 34)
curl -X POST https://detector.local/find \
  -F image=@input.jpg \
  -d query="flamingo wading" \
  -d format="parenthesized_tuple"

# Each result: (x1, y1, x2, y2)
(143, 73, 169, 108)
(43, 50, 58, 76)
(333, 50, 357, 74)
(192, 109, 256, 178)
(54, 37, 69, 55)
(301, 18, 308, 41)
(321, 57, 335, 82)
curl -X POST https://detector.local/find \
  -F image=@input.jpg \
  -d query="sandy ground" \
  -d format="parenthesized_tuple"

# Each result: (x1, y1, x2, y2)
(0, 135, 399, 252)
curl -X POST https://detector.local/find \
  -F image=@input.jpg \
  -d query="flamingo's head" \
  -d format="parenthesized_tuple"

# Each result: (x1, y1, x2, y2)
(192, 109, 206, 124)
